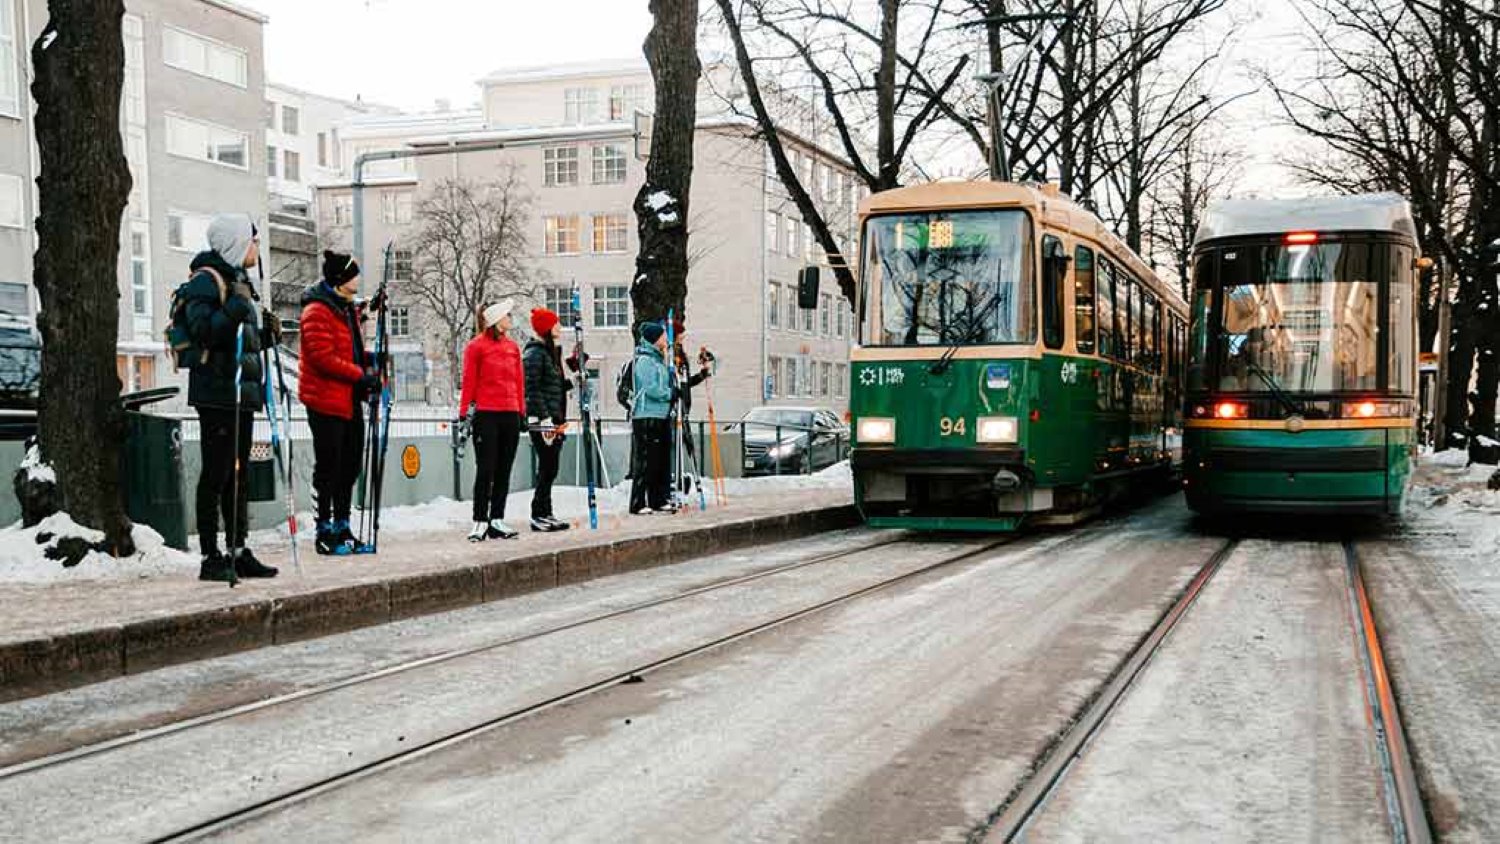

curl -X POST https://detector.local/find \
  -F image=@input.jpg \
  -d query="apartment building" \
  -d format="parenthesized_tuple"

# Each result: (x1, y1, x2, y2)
(316, 59, 861, 422)
(0, 0, 267, 396)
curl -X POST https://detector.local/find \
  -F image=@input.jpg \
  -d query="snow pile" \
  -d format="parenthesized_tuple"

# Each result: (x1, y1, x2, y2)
(19, 442, 56, 485)
(1407, 451, 1500, 515)
(0, 515, 198, 583)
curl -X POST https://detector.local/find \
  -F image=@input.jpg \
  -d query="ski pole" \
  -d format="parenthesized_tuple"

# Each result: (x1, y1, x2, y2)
(224, 323, 246, 588)
(258, 259, 301, 576)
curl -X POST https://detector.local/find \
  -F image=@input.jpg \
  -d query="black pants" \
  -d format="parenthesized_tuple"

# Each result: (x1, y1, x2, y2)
(196, 407, 253, 556)
(472, 411, 521, 522)
(630, 418, 671, 512)
(529, 431, 563, 520)
(308, 406, 364, 526)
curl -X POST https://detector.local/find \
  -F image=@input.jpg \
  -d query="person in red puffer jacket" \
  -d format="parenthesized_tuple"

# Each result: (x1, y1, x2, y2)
(459, 299, 526, 541)
(299, 250, 381, 555)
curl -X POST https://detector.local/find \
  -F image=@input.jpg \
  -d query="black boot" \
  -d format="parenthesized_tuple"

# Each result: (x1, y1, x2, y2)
(233, 548, 279, 579)
(199, 552, 239, 584)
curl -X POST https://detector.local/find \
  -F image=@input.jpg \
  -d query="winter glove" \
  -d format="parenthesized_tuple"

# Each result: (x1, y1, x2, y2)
(262, 310, 282, 345)
(224, 295, 254, 325)
(356, 369, 380, 396)
(565, 351, 587, 373)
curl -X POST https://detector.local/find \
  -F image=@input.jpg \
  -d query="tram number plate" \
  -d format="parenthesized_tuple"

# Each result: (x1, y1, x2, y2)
(939, 417, 966, 437)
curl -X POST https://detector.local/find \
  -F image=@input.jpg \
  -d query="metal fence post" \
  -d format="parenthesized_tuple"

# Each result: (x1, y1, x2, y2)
(774, 424, 782, 476)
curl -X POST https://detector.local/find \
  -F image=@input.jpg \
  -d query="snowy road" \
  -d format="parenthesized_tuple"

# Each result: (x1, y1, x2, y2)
(1, 487, 1496, 842)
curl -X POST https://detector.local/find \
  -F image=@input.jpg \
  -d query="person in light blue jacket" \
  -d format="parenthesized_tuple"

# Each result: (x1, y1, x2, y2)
(630, 322, 675, 513)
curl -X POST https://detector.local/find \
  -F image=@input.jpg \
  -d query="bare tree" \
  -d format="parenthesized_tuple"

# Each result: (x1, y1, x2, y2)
(28, 1, 135, 554)
(633, 0, 701, 328)
(1145, 111, 1242, 298)
(407, 173, 536, 402)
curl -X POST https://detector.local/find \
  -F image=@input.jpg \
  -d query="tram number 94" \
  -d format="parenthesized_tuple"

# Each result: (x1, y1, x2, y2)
(939, 417, 967, 437)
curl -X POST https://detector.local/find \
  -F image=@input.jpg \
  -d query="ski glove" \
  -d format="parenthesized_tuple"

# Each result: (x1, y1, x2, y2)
(357, 370, 380, 396)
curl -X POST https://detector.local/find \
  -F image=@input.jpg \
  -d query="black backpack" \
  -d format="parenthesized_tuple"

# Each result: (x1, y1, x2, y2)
(164, 265, 227, 369)
(615, 358, 635, 414)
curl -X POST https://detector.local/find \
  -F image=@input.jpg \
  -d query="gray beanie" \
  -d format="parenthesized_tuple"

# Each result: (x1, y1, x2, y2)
(207, 213, 257, 268)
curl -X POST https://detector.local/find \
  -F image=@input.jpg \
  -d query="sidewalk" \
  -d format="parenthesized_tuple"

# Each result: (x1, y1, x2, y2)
(0, 479, 857, 702)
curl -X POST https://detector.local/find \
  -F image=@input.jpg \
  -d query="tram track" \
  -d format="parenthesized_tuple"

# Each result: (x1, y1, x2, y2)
(974, 536, 1433, 844)
(0, 531, 909, 781)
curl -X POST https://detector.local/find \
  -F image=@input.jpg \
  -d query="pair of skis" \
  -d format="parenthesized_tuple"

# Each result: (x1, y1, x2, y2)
(356, 243, 396, 553)
(571, 281, 599, 530)
(665, 311, 707, 512)
(256, 260, 303, 576)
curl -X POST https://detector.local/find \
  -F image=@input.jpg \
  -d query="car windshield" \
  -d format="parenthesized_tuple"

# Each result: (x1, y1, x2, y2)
(745, 409, 813, 429)
(863, 209, 1033, 346)
(1211, 243, 1379, 393)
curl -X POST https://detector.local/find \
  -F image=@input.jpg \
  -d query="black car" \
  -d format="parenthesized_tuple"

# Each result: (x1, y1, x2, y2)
(739, 406, 849, 476)
(0, 313, 40, 409)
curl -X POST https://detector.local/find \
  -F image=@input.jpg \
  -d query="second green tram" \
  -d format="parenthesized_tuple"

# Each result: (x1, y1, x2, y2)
(1182, 194, 1420, 516)
(847, 182, 1188, 531)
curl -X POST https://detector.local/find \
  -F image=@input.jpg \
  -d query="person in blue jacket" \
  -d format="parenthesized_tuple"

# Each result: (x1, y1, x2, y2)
(629, 321, 675, 514)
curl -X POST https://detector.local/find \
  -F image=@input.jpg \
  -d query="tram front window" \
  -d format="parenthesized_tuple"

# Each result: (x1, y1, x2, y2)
(864, 210, 1033, 346)
(1214, 243, 1379, 393)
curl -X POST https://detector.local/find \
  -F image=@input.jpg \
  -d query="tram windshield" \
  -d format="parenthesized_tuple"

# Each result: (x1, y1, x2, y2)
(1205, 242, 1380, 393)
(862, 210, 1033, 346)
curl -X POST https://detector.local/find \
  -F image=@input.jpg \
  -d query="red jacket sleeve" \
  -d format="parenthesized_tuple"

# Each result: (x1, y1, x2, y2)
(301, 303, 364, 384)
(458, 338, 478, 416)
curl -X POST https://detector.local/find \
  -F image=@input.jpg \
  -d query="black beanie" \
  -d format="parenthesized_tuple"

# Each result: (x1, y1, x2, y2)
(322, 250, 360, 285)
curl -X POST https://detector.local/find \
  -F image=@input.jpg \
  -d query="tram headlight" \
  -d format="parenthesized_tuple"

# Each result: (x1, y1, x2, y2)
(1343, 400, 1407, 419)
(976, 416, 1019, 444)
(857, 417, 896, 444)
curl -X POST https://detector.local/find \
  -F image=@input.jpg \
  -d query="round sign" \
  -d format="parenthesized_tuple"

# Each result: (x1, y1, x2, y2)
(401, 445, 421, 479)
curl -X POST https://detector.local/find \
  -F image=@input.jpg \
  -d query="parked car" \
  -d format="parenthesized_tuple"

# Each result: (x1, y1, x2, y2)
(739, 405, 848, 476)
(0, 311, 40, 410)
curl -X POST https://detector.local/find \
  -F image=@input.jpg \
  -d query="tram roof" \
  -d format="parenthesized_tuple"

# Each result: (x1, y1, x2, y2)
(1196, 193, 1416, 243)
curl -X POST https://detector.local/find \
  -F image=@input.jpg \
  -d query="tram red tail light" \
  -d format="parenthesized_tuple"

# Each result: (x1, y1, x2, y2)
(1213, 401, 1248, 420)
(1285, 231, 1319, 245)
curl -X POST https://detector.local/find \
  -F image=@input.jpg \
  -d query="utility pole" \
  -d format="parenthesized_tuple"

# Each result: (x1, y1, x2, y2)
(1434, 256, 1454, 448)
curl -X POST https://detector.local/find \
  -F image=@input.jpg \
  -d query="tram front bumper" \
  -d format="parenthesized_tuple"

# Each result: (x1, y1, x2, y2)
(1182, 427, 1411, 515)
(852, 447, 1051, 518)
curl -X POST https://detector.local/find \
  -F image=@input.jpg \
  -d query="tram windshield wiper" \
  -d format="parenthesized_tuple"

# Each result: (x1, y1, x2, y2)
(929, 342, 962, 375)
(1245, 360, 1305, 417)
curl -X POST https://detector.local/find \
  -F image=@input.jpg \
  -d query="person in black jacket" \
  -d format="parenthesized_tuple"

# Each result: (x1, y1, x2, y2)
(523, 308, 573, 532)
(670, 318, 712, 493)
(182, 213, 278, 583)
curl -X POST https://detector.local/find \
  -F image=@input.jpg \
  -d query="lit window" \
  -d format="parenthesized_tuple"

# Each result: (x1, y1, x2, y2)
(543, 147, 579, 187)
(162, 26, 248, 88)
(564, 88, 600, 124)
(166, 114, 248, 169)
(592, 213, 628, 253)
(544, 215, 581, 255)
(593, 284, 630, 328)
(592, 144, 627, 184)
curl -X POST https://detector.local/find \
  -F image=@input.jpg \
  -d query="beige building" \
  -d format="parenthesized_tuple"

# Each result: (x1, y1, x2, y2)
(317, 59, 861, 422)
(0, 0, 267, 397)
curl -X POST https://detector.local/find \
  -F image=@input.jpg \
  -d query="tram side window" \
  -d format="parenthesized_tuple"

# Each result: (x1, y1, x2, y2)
(1390, 245, 1415, 393)
(1121, 274, 1137, 365)
(1041, 235, 1066, 350)
(1099, 261, 1118, 360)
(1147, 293, 1161, 373)
(1074, 245, 1096, 354)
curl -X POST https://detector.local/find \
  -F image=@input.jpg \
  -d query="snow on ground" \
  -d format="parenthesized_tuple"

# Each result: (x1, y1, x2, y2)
(1405, 450, 1500, 564)
(0, 515, 198, 583)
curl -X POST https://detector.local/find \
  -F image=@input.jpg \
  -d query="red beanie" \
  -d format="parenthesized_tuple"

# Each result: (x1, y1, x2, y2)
(531, 308, 560, 336)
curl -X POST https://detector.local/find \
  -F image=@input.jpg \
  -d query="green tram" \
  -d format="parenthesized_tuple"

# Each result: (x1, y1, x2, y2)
(847, 182, 1189, 531)
(1182, 194, 1420, 516)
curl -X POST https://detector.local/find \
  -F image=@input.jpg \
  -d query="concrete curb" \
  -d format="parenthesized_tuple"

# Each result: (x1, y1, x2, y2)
(0, 505, 860, 703)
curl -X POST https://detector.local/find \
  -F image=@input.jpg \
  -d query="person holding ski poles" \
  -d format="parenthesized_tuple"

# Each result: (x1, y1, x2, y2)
(629, 321, 675, 515)
(459, 300, 525, 541)
(180, 214, 278, 583)
(522, 308, 574, 533)
(299, 250, 382, 556)
(670, 318, 713, 494)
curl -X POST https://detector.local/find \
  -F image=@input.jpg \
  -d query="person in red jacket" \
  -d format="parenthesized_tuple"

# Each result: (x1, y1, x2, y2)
(299, 250, 381, 555)
(459, 299, 525, 541)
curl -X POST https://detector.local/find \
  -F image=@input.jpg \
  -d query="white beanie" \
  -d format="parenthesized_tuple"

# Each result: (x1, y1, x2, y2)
(481, 299, 514, 331)
(207, 213, 257, 268)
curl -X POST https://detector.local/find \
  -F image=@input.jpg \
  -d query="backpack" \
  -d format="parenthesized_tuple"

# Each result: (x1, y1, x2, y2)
(164, 265, 228, 369)
(615, 357, 635, 414)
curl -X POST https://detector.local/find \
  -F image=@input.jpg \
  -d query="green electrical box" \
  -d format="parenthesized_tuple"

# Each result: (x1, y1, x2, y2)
(122, 406, 188, 551)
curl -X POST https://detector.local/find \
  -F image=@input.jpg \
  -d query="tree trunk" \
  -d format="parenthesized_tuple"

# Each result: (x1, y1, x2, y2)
(632, 0, 700, 329)
(876, 0, 899, 186)
(31, 1, 135, 554)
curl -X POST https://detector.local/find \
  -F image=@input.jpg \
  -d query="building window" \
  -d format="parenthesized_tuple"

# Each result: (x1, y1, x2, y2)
(283, 150, 300, 183)
(281, 105, 299, 136)
(543, 215, 581, 255)
(543, 147, 579, 187)
(564, 87, 600, 124)
(166, 114, 248, 169)
(836, 301, 847, 339)
(390, 306, 410, 338)
(824, 166, 837, 201)
(841, 174, 853, 207)
(835, 364, 847, 398)
(382, 191, 413, 225)
(786, 217, 799, 258)
(331, 196, 353, 227)
(266, 145, 277, 178)
(804, 224, 815, 262)
(783, 286, 798, 331)
(593, 284, 629, 328)
(543, 285, 579, 327)
(591, 213, 628, 253)
(0, 2, 17, 116)
(592, 144, 627, 184)
(0, 173, 22, 228)
(767, 282, 780, 329)
(162, 26, 248, 88)
(784, 358, 797, 397)
(130, 228, 149, 317)
(766, 210, 782, 254)
(265, 101, 276, 131)
(390, 249, 413, 281)
(820, 361, 831, 397)
(819, 293, 832, 335)
(802, 301, 816, 333)
(167, 210, 212, 251)
(0, 281, 27, 315)
(609, 84, 646, 120)
(317, 132, 328, 167)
